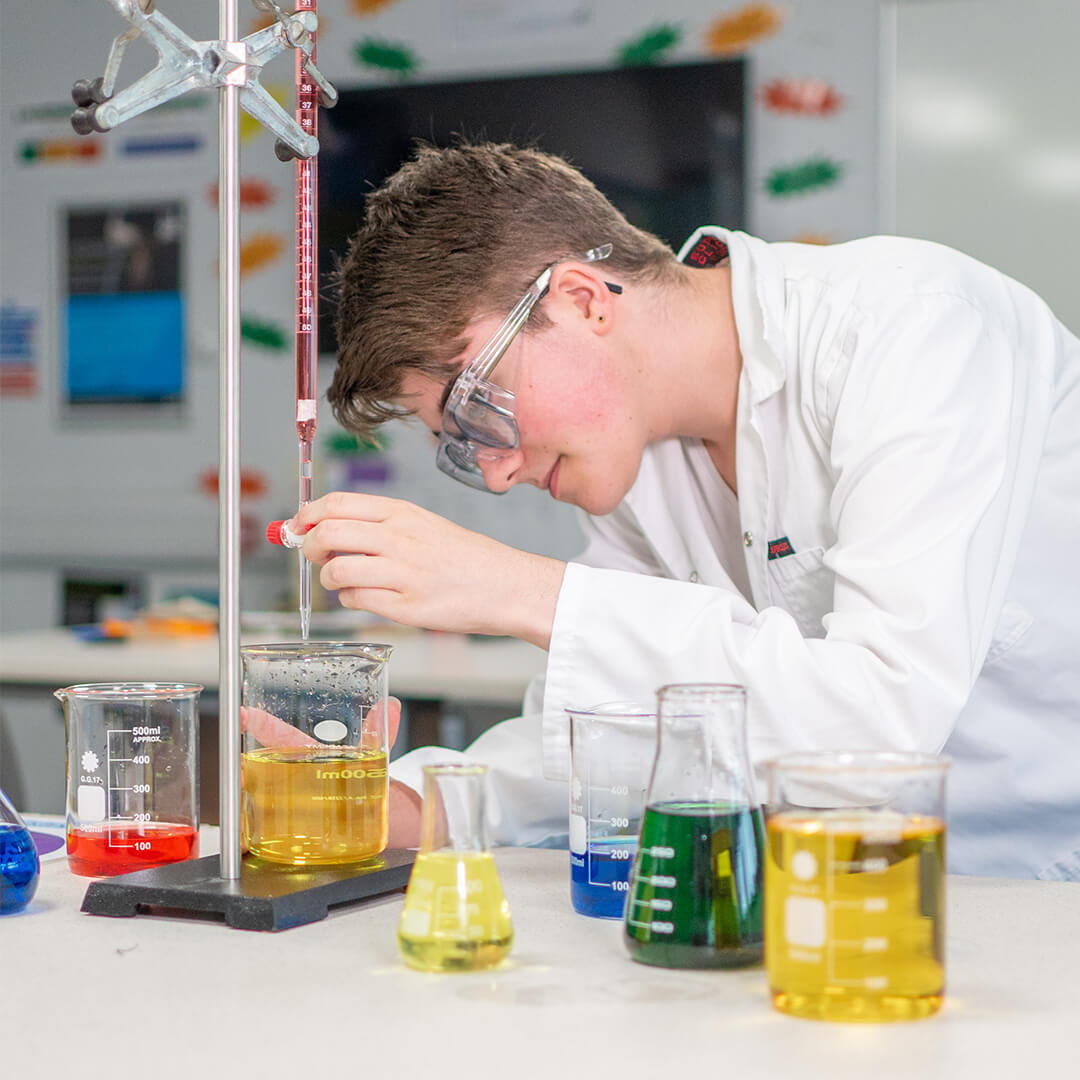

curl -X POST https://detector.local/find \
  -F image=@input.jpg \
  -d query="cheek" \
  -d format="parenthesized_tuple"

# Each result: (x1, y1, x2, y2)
(522, 381, 624, 447)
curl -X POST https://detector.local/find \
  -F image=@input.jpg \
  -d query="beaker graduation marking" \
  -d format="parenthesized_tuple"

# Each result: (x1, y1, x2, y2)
(572, 759, 637, 917)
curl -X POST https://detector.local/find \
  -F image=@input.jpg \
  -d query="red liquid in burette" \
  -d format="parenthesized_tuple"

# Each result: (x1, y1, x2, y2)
(67, 822, 199, 877)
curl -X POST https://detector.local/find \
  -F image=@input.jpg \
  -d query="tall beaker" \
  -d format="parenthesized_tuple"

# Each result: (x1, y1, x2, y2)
(764, 751, 950, 1022)
(567, 703, 655, 919)
(56, 682, 201, 877)
(397, 764, 513, 972)
(0, 788, 39, 914)
(624, 683, 764, 969)
(240, 642, 393, 866)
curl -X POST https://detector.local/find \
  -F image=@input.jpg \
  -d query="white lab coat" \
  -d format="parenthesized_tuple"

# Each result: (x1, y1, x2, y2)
(392, 228, 1080, 880)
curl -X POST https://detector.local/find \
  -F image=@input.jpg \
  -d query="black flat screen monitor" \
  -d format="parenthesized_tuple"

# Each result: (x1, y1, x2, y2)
(317, 59, 746, 356)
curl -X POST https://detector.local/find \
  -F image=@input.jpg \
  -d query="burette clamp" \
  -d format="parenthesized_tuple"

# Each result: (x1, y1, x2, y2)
(254, 0, 338, 107)
(69, 0, 333, 160)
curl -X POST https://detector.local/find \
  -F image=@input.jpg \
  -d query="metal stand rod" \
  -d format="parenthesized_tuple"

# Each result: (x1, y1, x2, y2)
(218, 0, 242, 881)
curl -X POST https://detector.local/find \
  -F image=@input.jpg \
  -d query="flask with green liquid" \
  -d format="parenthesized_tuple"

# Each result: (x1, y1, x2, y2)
(624, 683, 765, 969)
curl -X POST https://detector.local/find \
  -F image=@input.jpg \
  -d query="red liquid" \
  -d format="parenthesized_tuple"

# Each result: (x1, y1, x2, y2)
(67, 822, 199, 877)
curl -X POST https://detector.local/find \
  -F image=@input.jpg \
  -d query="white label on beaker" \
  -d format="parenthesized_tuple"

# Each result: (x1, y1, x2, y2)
(313, 719, 348, 742)
(784, 895, 826, 948)
(569, 814, 587, 854)
(400, 907, 431, 936)
(78, 785, 106, 823)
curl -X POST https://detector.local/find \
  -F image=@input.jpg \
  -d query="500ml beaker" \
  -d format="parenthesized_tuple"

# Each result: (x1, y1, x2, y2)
(240, 642, 392, 866)
(624, 683, 765, 969)
(764, 751, 950, 1022)
(398, 764, 513, 972)
(567, 703, 655, 918)
(56, 682, 201, 877)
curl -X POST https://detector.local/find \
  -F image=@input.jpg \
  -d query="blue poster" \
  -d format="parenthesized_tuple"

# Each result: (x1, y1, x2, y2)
(64, 203, 185, 405)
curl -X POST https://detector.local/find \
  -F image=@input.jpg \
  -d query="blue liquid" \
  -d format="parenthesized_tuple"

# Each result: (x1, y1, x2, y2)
(571, 836, 637, 918)
(0, 823, 40, 914)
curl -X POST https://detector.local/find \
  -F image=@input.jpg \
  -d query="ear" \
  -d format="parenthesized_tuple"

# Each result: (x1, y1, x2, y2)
(547, 262, 617, 335)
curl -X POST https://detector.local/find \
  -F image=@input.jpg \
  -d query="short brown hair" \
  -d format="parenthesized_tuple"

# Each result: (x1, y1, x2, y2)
(328, 140, 677, 440)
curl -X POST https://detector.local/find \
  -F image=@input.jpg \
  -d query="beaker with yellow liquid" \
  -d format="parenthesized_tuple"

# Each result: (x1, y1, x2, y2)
(398, 764, 513, 972)
(764, 752, 950, 1023)
(240, 642, 392, 866)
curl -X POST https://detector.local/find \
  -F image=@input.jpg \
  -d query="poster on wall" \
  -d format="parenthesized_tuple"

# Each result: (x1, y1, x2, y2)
(64, 203, 185, 406)
(0, 300, 40, 396)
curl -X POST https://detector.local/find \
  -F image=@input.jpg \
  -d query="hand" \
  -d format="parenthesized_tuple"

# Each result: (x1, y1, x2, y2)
(239, 696, 422, 848)
(240, 695, 402, 750)
(292, 491, 566, 648)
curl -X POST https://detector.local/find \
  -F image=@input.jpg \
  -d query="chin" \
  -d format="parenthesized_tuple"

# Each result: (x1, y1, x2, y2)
(572, 487, 625, 517)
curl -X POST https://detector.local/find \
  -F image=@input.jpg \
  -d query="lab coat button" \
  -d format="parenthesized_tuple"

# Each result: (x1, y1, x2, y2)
(743, 532, 754, 547)
(689, 571, 700, 583)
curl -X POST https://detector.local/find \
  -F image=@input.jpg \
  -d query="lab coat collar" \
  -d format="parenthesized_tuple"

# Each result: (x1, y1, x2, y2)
(677, 226, 787, 405)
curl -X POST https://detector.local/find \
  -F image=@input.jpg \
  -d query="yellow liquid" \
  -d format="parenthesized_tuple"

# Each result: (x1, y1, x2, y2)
(242, 747, 388, 865)
(397, 852, 513, 972)
(766, 811, 945, 1022)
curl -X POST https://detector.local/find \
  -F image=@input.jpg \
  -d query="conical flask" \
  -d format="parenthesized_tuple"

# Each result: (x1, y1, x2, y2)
(397, 764, 513, 972)
(624, 683, 764, 969)
(1, 788, 40, 914)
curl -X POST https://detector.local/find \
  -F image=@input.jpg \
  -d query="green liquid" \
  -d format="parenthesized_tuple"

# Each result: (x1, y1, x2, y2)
(624, 801, 765, 969)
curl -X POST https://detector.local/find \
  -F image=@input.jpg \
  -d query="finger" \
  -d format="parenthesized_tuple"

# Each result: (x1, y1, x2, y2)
(386, 696, 402, 748)
(335, 585, 413, 623)
(364, 696, 403, 751)
(320, 553, 403, 593)
(239, 706, 320, 748)
(293, 490, 395, 532)
(303, 520, 388, 564)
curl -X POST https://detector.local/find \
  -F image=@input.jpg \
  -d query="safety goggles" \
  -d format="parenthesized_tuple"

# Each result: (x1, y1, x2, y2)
(436, 243, 615, 492)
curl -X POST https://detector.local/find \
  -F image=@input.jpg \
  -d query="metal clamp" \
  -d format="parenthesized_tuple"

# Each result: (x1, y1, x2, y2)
(70, 0, 337, 161)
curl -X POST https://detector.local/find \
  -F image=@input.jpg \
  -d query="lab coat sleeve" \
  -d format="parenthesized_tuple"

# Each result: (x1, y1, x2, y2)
(543, 293, 1054, 776)
(389, 714, 568, 848)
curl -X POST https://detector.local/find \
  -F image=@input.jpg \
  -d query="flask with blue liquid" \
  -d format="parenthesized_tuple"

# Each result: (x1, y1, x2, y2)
(0, 787, 40, 914)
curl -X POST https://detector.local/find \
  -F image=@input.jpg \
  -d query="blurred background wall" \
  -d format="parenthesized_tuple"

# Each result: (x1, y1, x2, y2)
(0, 0, 1076, 635)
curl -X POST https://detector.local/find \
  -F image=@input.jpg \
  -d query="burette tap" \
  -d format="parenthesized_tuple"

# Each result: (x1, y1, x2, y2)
(69, 0, 337, 162)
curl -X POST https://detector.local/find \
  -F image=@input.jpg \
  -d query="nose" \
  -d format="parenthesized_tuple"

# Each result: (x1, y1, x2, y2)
(478, 447, 524, 494)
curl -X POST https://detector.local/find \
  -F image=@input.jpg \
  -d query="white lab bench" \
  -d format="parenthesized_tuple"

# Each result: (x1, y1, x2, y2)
(4, 835, 1077, 1080)
(0, 625, 547, 816)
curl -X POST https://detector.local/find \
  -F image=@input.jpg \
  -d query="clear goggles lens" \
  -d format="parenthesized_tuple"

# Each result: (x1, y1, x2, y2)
(437, 381, 519, 492)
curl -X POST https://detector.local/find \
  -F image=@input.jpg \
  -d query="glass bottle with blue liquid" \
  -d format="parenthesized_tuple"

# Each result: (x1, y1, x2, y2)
(567, 703, 656, 919)
(0, 787, 40, 914)
(624, 683, 765, 968)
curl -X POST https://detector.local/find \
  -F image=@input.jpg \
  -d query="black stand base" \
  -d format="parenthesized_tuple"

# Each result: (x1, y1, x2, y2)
(80, 849, 416, 931)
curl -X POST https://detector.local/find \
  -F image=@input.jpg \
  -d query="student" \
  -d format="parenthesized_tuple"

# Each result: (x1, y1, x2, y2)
(292, 141, 1080, 879)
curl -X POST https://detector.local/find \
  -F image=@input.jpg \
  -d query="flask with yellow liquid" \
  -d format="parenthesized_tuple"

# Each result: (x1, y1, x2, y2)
(398, 764, 513, 972)
(764, 751, 951, 1023)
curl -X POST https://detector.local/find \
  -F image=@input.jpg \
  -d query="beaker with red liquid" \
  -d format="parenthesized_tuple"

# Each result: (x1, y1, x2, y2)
(55, 682, 202, 876)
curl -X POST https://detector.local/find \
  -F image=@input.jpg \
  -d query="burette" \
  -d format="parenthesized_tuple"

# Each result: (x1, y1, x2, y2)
(292, 0, 318, 641)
